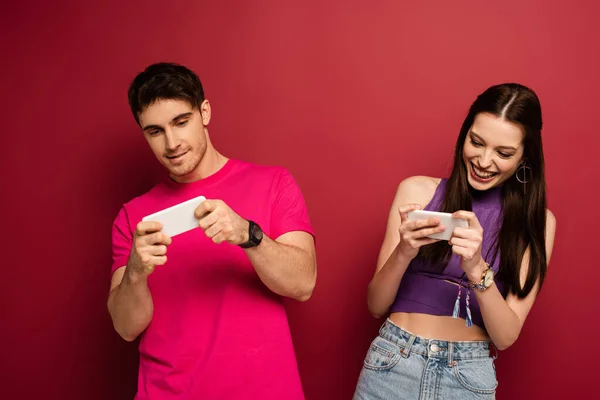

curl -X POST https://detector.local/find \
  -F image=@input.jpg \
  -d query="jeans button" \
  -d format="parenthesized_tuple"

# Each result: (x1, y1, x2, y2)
(430, 344, 439, 352)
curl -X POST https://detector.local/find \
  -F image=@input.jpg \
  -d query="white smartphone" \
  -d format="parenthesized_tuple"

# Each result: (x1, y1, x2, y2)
(142, 195, 207, 237)
(406, 210, 468, 241)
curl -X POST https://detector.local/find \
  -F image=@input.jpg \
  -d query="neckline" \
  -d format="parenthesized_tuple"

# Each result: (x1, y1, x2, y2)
(469, 183, 503, 205)
(161, 158, 236, 191)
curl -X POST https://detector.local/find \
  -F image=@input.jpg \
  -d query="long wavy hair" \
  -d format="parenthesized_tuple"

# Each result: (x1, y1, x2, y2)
(419, 83, 547, 298)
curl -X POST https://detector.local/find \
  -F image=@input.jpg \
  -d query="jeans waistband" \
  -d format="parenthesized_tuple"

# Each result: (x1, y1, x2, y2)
(379, 319, 497, 367)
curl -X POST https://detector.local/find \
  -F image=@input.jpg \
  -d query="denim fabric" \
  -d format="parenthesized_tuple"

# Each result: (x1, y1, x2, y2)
(353, 319, 498, 400)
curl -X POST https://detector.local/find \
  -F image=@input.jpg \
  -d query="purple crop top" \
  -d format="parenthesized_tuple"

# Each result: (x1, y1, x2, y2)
(390, 178, 508, 330)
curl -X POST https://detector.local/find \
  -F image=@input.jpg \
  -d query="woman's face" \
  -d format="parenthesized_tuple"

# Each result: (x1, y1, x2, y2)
(462, 112, 525, 190)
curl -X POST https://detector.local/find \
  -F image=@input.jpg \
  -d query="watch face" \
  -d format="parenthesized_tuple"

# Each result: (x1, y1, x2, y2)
(484, 269, 494, 287)
(251, 224, 263, 241)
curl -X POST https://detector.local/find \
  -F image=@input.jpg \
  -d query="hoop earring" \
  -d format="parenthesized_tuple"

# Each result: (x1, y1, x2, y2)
(515, 161, 532, 194)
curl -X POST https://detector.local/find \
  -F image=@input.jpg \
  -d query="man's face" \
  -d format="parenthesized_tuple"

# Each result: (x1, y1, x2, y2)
(138, 99, 210, 182)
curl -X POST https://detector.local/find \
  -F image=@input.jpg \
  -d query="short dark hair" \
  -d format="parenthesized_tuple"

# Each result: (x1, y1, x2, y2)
(127, 62, 205, 125)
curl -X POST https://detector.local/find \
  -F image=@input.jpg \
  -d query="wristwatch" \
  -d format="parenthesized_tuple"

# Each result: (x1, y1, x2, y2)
(469, 264, 494, 291)
(239, 220, 263, 248)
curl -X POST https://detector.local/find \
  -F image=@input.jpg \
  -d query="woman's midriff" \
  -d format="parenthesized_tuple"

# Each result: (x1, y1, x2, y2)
(389, 312, 490, 341)
(389, 280, 490, 341)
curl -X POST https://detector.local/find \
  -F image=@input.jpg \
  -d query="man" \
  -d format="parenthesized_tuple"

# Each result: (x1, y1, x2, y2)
(107, 62, 317, 399)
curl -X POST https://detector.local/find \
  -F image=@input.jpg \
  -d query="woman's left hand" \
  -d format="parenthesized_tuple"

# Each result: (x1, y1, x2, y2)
(449, 211, 488, 282)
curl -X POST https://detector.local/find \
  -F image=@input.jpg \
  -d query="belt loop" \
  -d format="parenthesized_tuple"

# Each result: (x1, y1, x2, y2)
(401, 334, 416, 358)
(447, 342, 455, 367)
(379, 321, 386, 337)
(380, 319, 393, 338)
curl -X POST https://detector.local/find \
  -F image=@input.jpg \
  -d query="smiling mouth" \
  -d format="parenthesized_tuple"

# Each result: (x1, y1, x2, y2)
(470, 162, 498, 180)
(166, 151, 188, 160)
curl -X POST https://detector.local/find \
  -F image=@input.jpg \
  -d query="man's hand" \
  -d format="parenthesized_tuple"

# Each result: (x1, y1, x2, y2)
(126, 221, 172, 279)
(195, 199, 249, 245)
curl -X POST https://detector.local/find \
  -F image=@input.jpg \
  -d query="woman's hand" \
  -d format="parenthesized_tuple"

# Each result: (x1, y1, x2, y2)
(397, 204, 445, 260)
(449, 211, 488, 281)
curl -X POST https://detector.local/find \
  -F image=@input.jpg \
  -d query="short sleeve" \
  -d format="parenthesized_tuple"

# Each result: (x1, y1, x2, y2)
(111, 206, 133, 275)
(269, 169, 315, 240)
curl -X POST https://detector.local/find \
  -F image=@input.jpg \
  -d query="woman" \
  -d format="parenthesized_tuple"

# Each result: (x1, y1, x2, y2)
(353, 83, 556, 399)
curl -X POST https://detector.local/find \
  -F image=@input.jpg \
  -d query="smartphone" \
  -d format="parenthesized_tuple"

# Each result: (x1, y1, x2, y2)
(142, 195, 207, 237)
(406, 210, 468, 241)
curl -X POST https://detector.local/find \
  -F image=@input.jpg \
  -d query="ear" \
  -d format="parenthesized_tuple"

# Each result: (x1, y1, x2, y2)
(200, 99, 211, 126)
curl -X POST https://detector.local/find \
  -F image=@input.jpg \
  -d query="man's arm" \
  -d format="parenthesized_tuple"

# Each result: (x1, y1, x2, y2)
(107, 266, 154, 342)
(245, 231, 316, 301)
(107, 221, 171, 341)
(196, 199, 316, 302)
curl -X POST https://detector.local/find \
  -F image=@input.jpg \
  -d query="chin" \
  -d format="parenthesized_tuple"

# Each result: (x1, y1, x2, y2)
(467, 176, 497, 191)
(169, 166, 195, 177)
(169, 157, 203, 179)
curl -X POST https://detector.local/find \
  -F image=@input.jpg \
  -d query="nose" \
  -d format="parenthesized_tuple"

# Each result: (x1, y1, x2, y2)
(478, 150, 493, 169)
(164, 129, 180, 151)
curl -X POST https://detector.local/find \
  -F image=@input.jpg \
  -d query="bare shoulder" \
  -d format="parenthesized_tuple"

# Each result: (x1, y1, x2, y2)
(395, 175, 442, 207)
(546, 209, 556, 227)
(545, 208, 557, 242)
(544, 208, 557, 266)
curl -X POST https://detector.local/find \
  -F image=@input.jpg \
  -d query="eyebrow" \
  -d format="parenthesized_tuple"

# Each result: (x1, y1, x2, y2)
(470, 131, 518, 151)
(142, 112, 193, 131)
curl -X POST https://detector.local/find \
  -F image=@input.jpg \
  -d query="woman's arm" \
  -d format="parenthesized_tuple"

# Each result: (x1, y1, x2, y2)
(451, 210, 557, 350)
(368, 176, 443, 317)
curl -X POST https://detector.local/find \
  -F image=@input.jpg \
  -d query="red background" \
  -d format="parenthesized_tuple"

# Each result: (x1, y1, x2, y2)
(2, 1, 598, 399)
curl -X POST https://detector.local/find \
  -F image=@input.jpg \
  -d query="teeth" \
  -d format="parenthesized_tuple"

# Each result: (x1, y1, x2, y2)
(472, 164, 495, 179)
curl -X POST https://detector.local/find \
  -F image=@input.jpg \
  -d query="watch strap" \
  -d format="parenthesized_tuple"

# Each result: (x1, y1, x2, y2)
(468, 263, 492, 291)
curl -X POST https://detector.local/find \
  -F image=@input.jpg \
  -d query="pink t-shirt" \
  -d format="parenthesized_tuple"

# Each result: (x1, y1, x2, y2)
(111, 159, 314, 399)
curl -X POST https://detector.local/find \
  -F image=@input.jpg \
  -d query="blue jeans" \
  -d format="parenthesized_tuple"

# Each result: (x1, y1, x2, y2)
(353, 319, 498, 400)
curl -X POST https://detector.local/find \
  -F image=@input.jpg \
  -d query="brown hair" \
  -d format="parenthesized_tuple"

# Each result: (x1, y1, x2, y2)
(419, 83, 547, 298)
(128, 62, 205, 125)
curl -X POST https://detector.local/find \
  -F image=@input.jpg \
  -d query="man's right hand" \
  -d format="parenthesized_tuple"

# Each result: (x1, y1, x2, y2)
(126, 221, 172, 279)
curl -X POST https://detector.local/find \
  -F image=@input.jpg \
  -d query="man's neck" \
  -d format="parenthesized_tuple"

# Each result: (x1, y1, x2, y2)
(170, 147, 228, 183)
